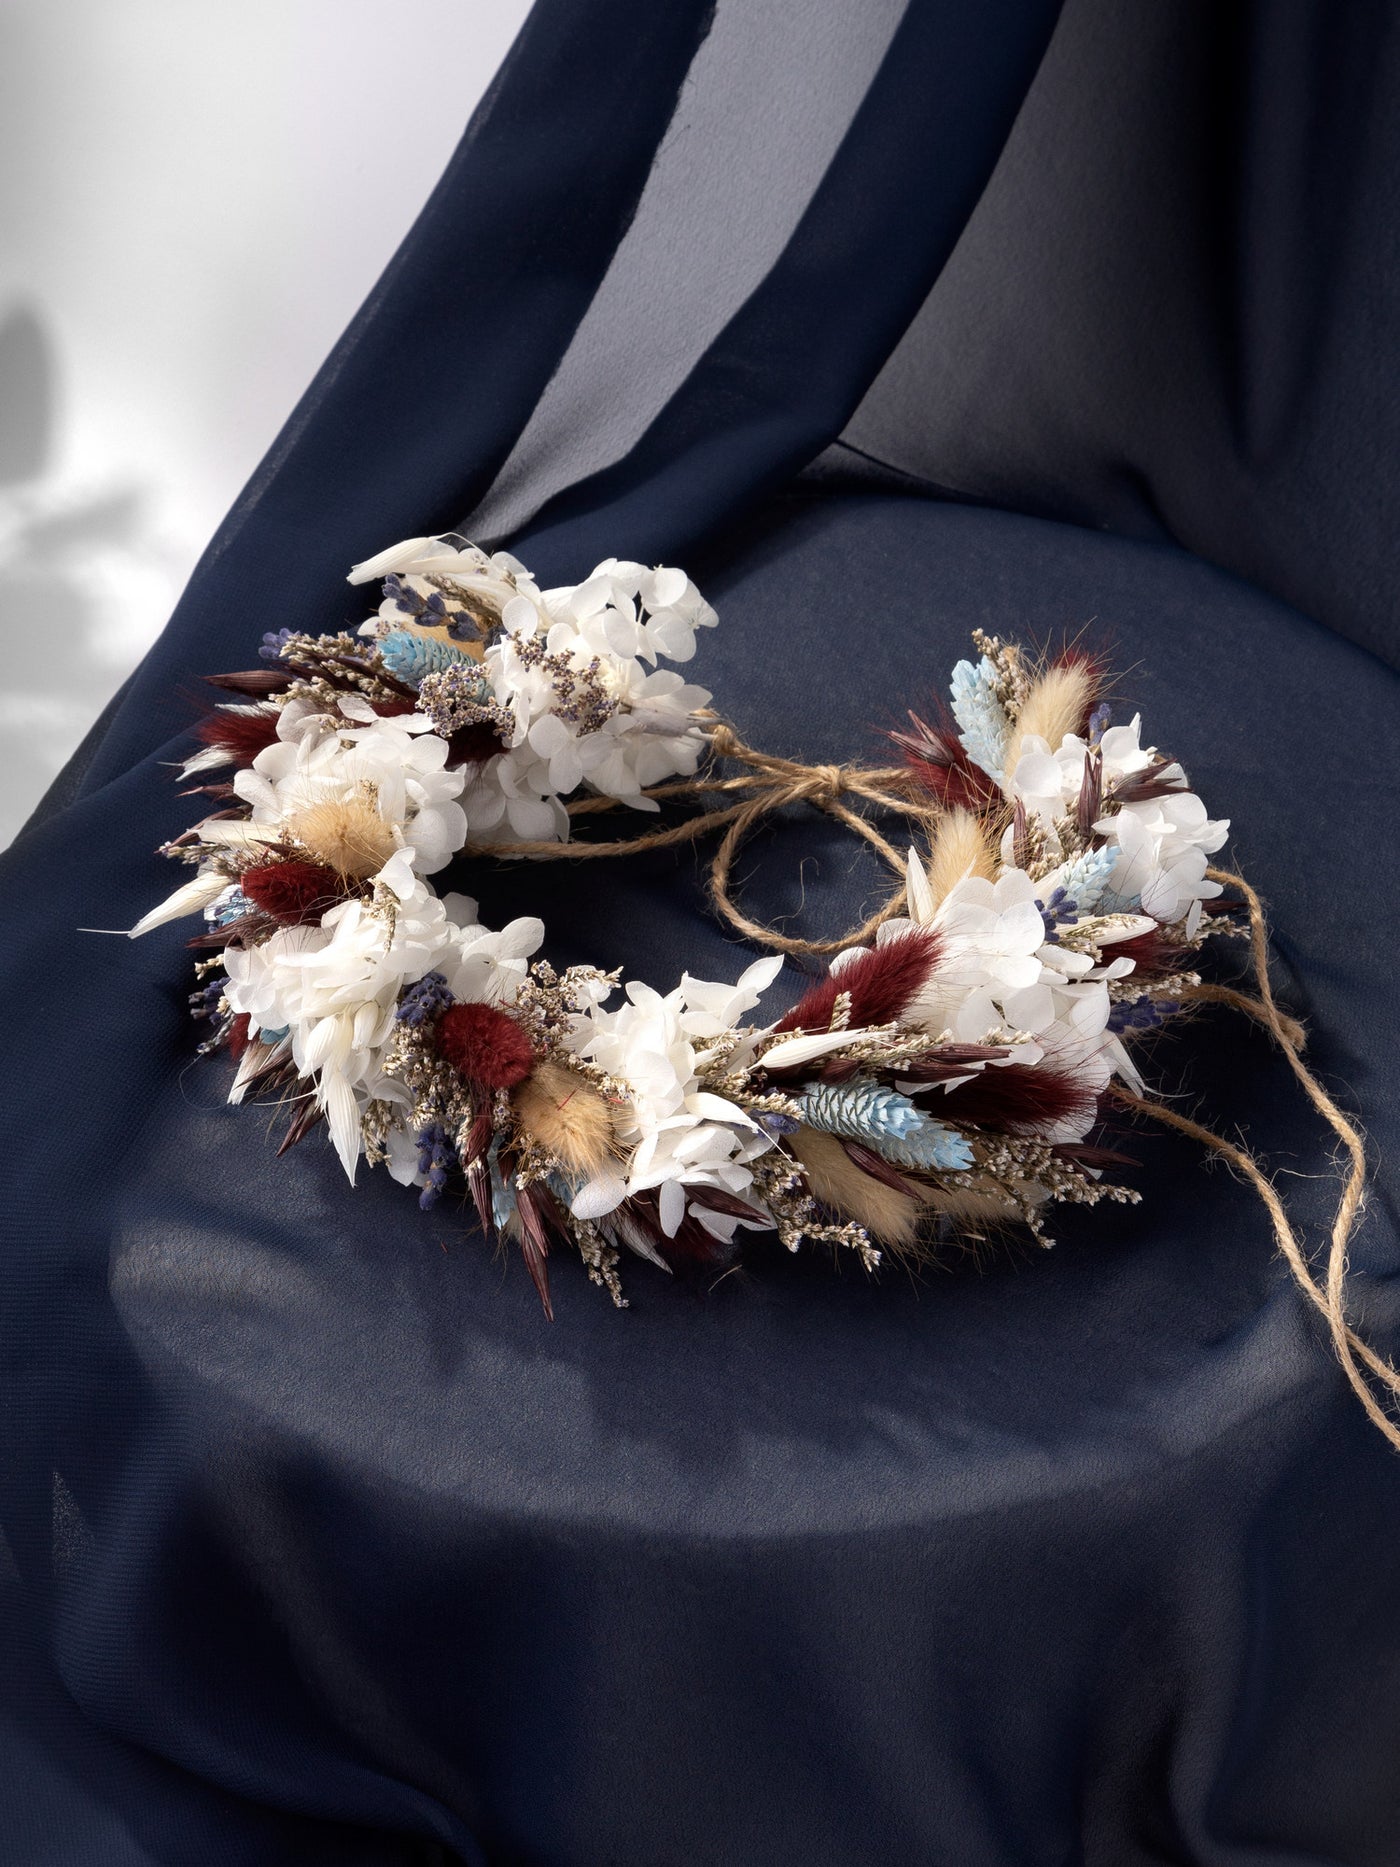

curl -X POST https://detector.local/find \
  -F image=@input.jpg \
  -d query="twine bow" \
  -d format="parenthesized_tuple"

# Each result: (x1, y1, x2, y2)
(465, 721, 938, 955)
(468, 726, 1396, 1445)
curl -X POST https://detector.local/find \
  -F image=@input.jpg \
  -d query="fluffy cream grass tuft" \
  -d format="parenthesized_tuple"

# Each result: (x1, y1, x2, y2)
(923, 805, 998, 910)
(513, 1061, 618, 1178)
(1001, 662, 1095, 794)
(289, 794, 398, 880)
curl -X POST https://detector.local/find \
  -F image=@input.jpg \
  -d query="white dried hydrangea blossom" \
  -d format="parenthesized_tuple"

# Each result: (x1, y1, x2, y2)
(348, 537, 716, 844)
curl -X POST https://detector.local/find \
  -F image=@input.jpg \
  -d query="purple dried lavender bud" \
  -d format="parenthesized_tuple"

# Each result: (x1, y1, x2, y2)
(1108, 996, 1172, 1034)
(1037, 887, 1079, 939)
(383, 572, 424, 616)
(258, 628, 296, 661)
(188, 979, 225, 1020)
(757, 1109, 802, 1137)
(396, 970, 455, 1026)
(1088, 702, 1112, 746)
(415, 1121, 455, 1209)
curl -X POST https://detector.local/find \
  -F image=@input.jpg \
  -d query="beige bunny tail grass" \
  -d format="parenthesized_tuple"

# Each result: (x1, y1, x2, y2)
(1002, 662, 1095, 789)
(924, 806, 999, 910)
(789, 1126, 925, 1249)
(513, 1061, 618, 1179)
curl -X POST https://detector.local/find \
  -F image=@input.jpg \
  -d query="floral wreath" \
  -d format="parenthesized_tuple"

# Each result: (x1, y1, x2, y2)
(129, 534, 1395, 1446)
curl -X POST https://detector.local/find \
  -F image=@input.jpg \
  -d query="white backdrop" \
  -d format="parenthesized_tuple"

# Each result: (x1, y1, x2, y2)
(0, 0, 532, 846)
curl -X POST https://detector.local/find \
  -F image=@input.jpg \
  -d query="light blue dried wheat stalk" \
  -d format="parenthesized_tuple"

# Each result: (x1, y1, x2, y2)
(799, 1079, 974, 1173)
(949, 655, 1010, 784)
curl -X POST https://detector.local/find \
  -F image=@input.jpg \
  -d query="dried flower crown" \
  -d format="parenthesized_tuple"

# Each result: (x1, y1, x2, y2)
(129, 533, 1398, 1454)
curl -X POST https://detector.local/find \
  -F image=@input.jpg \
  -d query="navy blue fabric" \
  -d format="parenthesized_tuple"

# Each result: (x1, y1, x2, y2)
(839, 0, 1400, 670)
(6, 3, 1400, 1863)
(515, 0, 1062, 581)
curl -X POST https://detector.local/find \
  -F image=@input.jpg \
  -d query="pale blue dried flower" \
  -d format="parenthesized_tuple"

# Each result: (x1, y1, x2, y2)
(1051, 845, 1119, 914)
(489, 1148, 518, 1233)
(377, 628, 474, 689)
(799, 1079, 974, 1173)
(949, 655, 1010, 784)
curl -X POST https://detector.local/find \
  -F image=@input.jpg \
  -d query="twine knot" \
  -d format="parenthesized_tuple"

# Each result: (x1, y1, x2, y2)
(809, 763, 848, 802)
(464, 717, 930, 956)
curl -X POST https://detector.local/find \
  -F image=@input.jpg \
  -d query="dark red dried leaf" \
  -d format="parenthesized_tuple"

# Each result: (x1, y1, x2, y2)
(1109, 928, 1192, 978)
(1012, 797, 1033, 872)
(816, 1056, 865, 1084)
(205, 669, 293, 696)
(233, 1053, 295, 1100)
(186, 911, 277, 950)
(467, 1157, 495, 1244)
(889, 704, 1002, 814)
(276, 1098, 323, 1155)
(629, 1189, 741, 1271)
(1053, 1142, 1139, 1170)
(178, 782, 240, 801)
(1075, 747, 1103, 837)
(460, 1107, 494, 1167)
(1109, 758, 1188, 806)
(896, 1044, 1013, 1081)
(841, 1139, 921, 1198)
(515, 1184, 556, 1319)
(683, 1184, 768, 1223)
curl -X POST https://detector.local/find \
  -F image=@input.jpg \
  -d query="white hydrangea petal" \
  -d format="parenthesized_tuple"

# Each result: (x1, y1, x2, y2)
(571, 1174, 629, 1221)
(658, 1179, 687, 1237)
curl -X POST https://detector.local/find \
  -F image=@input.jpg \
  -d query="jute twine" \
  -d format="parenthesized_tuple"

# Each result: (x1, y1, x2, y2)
(470, 728, 1396, 1443)
(466, 722, 935, 955)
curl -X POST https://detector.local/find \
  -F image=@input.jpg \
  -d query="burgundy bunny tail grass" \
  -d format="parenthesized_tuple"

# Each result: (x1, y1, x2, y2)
(193, 703, 283, 765)
(775, 927, 942, 1034)
(241, 860, 347, 927)
(889, 704, 1002, 814)
(437, 1002, 536, 1089)
(936, 1061, 1102, 1138)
